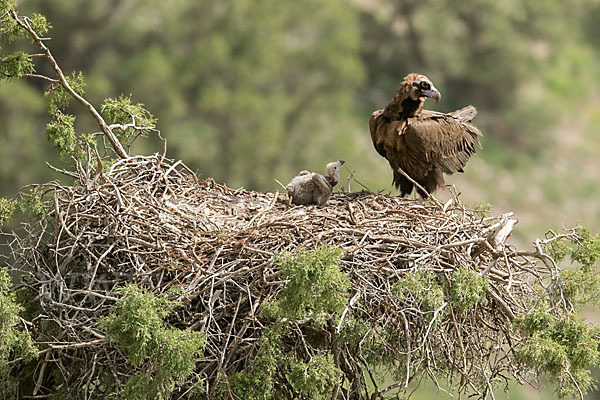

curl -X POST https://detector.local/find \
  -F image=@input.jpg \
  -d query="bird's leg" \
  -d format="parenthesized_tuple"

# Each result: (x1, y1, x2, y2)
(397, 168, 431, 199)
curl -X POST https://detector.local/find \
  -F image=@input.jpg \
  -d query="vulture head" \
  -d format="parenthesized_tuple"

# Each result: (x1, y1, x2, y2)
(406, 74, 441, 103)
(326, 160, 345, 187)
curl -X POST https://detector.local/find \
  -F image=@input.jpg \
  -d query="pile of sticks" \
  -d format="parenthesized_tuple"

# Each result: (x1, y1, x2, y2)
(4, 154, 573, 399)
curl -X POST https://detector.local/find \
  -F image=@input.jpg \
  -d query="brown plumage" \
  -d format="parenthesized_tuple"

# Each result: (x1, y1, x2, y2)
(369, 73, 482, 197)
(286, 160, 345, 206)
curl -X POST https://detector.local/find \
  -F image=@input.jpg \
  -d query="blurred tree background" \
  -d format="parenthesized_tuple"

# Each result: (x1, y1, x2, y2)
(2, 0, 600, 398)
(2, 0, 600, 242)
(2, 0, 598, 245)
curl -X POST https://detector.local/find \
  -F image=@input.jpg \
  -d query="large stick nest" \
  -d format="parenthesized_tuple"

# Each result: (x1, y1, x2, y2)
(5, 154, 571, 399)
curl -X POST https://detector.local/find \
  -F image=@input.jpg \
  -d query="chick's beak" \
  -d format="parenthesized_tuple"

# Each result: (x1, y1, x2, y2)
(422, 87, 441, 103)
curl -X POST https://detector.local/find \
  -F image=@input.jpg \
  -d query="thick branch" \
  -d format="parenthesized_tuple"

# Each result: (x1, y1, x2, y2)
(11, 11, 129, 159)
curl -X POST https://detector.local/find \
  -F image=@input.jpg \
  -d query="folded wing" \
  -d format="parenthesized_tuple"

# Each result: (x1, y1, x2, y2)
(404, 106, 482, 175)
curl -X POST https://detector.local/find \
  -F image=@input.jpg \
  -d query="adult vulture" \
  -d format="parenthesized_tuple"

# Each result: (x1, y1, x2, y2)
(369, 73, 482, 198)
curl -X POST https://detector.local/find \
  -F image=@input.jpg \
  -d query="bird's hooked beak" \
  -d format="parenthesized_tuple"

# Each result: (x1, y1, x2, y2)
(338, 160, 345, 165)
(422, 87, 441, 103)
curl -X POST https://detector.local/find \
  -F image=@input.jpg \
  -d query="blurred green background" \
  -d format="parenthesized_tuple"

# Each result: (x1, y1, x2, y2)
(1, 0, 600, 397)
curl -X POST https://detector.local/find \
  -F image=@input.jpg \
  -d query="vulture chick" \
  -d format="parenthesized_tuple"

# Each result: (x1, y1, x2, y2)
(286, 160, 345, 206)
(369, 73, 482, 198)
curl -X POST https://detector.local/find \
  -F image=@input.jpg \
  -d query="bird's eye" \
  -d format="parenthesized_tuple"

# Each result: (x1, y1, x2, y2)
(420, 81, 431, 90)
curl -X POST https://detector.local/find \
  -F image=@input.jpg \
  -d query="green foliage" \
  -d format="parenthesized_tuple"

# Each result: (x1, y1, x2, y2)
(0, 5, 48, 42)
(101, 95, 156, 147)
(288, 354, 341, 399)
(172, 0, 363, 189)
(474, 202, 493, 218)
(546, 228, 600, 269)
(545, 228, 600, 306)
(42, 72, 86, 158)
(561, 268, 600, 306)
(338, 316, 370, 346)
(275, 246, 349, 326)
(569, 228, 600, 270)
(0, 267, 38, 400)
(393, 270, 445, 315)
(11, 0, 364, 190)
(0, 0, 15, 15)
(226, 326, 282, 400)
(516, 229, 600, 396)
(46, 112, 76, 158)
(259, 299, 281, 321)
(2, 0, 599, 235)
(0, 188, 47, 227)
(26, 13, 50, 38)
(0, 51, 34, 79)
(98, 284, 205, 400)
(0, 197, 17, 226)
(0, 7, 19, 42)
(45, 72, 86, 115)
(547, 239, 571, 264)
(515, 306, 600, 398)
(225, 327, 342, 400)
(19, 186, 47, 220)
(449, 266, 488, 314)
(359, 0, 599, 151)
(227, 246, 349, 399)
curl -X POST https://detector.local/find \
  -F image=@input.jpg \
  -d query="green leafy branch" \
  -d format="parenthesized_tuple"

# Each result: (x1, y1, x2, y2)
(273, 245, 350, 326)
(98, 284, 206, 400)
(221, 246, 348, 400)
(515, 306, 600, 399)
(0, 267, 38, 400)
(519, 227, 600, 308)
(1, 2, 162, 163)
(3, 8, 129, 159)
(101, 95, 158, 149)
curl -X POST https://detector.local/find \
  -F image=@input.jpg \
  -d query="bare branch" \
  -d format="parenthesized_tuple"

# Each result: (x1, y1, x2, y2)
(24, 73, 59, 83)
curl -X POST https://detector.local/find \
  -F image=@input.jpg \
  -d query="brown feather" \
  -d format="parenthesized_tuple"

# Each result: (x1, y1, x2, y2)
(369, 74, 482, 197)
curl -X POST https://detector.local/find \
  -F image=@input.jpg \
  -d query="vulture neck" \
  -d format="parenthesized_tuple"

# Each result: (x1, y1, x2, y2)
(382, 83, 425, 121)
(326, 174, 339, 188)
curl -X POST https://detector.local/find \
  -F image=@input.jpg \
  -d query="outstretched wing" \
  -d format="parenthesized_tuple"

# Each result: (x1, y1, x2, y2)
(403, 106, 482, 175)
